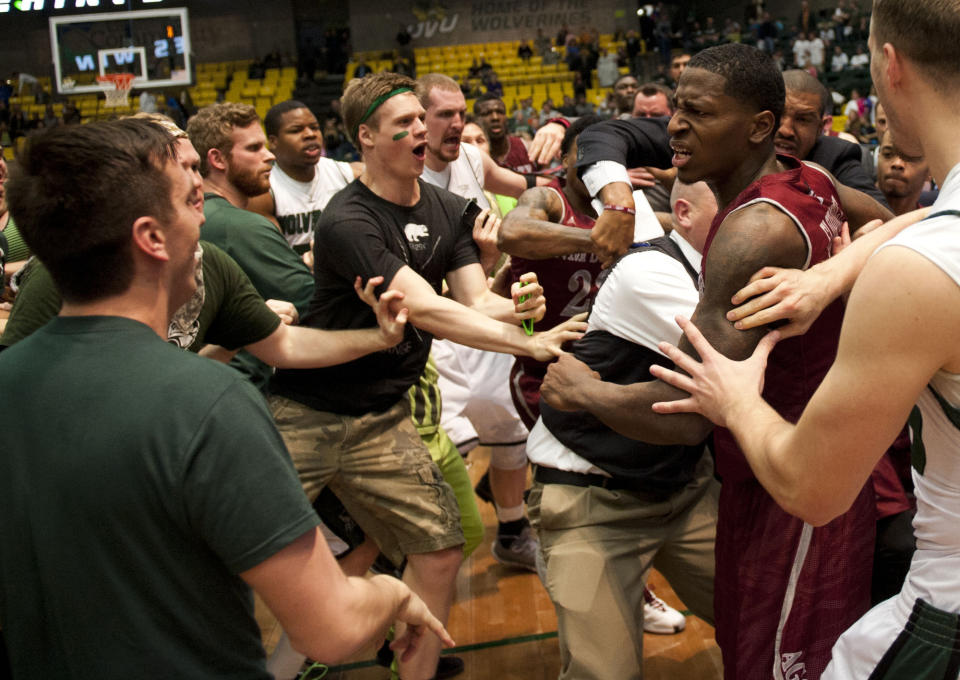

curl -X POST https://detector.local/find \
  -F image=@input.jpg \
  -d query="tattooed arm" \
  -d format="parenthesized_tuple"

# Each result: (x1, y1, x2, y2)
(498, 186, 596, 259)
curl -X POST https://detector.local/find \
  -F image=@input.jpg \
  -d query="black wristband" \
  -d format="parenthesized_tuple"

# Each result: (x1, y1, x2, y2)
(525, 173, 537, 189)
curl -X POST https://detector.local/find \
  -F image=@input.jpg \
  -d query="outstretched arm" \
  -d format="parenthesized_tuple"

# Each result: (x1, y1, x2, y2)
(653, 244, 960, 525)
(390, 264, 585, 361)
(541, 202, 808, 445)
(498, 186, 595, 259)
(243, 528, 454, 664)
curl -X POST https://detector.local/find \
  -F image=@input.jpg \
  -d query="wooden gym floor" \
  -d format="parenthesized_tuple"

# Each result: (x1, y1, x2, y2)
(256, 447, 723, 679)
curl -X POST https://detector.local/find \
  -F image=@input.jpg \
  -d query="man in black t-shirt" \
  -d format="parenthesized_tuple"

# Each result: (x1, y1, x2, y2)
(272, 72, 585, 680)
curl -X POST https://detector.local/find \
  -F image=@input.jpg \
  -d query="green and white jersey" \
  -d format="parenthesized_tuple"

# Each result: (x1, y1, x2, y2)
(877, 163, 960, 615)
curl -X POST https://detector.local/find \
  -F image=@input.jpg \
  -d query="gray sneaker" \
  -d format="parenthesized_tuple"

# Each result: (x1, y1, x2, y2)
(491, 525, 539, 572)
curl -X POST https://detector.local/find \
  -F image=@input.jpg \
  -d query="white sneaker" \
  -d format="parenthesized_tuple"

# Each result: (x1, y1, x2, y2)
(642, 587, 686, 634)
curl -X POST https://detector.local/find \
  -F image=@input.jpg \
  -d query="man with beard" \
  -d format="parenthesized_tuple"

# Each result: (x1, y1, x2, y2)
(187, 103, 314, 390)
(648, 0, 960, 676)
(876, 128, 929, 215)
(248, 100, 362, 255)
(542, 44, 890, 679)
(611, 73, 640, 119)
(416, 73, 555, 571)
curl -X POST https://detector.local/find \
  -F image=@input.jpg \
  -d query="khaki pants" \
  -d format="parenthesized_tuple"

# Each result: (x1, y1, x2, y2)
(270, 396, 464, 566)
(528, 454, 719, 680)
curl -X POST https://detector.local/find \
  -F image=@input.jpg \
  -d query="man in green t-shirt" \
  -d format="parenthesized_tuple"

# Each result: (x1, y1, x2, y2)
(0, 118, 451, 679)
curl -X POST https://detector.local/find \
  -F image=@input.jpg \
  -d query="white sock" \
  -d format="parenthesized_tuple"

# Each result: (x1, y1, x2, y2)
(266, 631, 306, 679)
(496, 503, 525, 523)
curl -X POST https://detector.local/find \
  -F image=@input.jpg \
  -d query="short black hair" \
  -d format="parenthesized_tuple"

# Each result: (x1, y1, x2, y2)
(613, 73, 638, 88)
(9, 119, 177, 303)
(688, 43, 785, 132)
(264, 99, 311, 137)
(782, 70, 832, 117)
(473, 92, 504, 113)
(561, 115, 602, 157)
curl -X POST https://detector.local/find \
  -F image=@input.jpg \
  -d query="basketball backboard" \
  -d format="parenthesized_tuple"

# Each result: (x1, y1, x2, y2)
(50, 7, 192, 94)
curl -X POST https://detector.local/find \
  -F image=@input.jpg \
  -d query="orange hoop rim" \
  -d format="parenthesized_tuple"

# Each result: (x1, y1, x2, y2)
(96, 73, 137, 90)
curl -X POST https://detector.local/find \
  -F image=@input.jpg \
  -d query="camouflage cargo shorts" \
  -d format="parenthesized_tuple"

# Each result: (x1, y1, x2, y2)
(269, 395, 464, 565)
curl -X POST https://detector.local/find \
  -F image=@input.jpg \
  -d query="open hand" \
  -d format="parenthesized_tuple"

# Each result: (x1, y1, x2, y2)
(650, 315, 780, 427)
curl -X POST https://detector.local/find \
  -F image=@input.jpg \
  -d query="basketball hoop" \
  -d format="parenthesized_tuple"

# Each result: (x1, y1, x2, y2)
(96, 73, 136, 108)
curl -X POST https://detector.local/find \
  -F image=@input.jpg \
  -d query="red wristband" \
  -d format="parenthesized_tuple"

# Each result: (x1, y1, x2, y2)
(603, 204, 636, 216)
(546, 117, 570, 129)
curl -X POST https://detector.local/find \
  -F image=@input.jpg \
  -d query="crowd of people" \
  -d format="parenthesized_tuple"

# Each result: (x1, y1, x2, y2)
(1, 1, 959, 679)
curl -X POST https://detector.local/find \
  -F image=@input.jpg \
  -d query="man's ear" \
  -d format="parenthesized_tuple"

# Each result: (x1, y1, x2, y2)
(820, 114, 834, 135)
(207, 147, 228, 173)
(131, 216, 170, 262)
(750, 110, 776, 145)
(267, 134, 278, 151)
(357, 123, 374, 149)
(673, 198, 691, 228)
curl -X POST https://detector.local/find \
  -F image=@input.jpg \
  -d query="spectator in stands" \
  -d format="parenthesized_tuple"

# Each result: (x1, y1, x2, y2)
(517, 41, 533, 62)
(353, 60, 372, 78)
(484, 71, 503, 97)
(831, 44, 850, 72)
(572, 71, 588, 100)
(625, 30, 643, 74)
(538, 98, 562, 127)
(596, 48, 620, 88)
(850, 43, 870, 69)
(797, 0, 814, 35)
(0, 117, 451, 678)
(558, 95, 578, 117)
(534, 28, 552, 57)
(556, 24, 569, 47)
(793, 31, 812, 67)
(757, 11, 778, 53)
(61, 100, 81, 125)
(807, 31, 826, 72)
(667, 52, 691, 87)
(138, 90, 158, 113)
(597, 92, 617, 118)
(575, 93, 596, 116)
(611, 73, 640, 119)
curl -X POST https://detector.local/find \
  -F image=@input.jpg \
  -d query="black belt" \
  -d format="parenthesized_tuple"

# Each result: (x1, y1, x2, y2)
(533, 465, 668, 501)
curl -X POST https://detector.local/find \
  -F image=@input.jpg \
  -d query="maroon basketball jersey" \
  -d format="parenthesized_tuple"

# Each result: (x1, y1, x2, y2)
(499, 135, 536, 174)
(509, 180, 599, 427)
(702, 156, 847, 482)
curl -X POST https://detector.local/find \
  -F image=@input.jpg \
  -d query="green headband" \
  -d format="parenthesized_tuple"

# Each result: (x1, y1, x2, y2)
(353, 87, 413, 141)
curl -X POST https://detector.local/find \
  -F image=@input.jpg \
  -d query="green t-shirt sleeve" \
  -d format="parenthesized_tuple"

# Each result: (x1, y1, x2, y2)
(204, 203, 315, 314)
(195, 243, 281, 351)
(181, 378, 320, 574)
(0, 260, 62, 347)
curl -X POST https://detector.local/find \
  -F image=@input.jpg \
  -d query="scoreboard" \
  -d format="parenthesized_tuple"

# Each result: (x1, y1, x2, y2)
(49, 7, 192, 94)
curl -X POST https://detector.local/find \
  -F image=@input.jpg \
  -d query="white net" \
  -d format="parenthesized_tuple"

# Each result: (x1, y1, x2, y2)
(96, 74, 134, 108)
